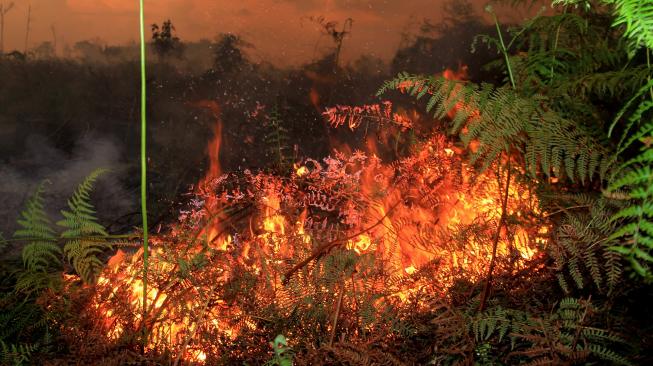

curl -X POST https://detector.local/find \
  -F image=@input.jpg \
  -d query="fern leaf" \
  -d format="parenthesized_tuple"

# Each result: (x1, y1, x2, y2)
(378, 74, 613, 182)
(588, 343, 633, 366)
(13, 182, 60, 273)
(610, 0, 653, 54)
(0, 341, 37, 366)
(57, 168, 111, 284)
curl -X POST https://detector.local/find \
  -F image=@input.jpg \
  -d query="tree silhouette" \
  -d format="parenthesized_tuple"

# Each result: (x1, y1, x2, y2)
(304, 16, 353, 70)
(212, 33, 251, 75)
(0, 1, 15, 54)
(151, 19, 183, 62)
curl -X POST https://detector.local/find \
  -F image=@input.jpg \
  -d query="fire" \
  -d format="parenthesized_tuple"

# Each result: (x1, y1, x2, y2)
(442, 63, 469, 80)
(295, 165, 308, 177)
(189, 99, 223, 186)
(79, 72, 548, 363)
(191, 99, 224, 244)
(346, 234, 372, 254)
(309, 87, 321, 112)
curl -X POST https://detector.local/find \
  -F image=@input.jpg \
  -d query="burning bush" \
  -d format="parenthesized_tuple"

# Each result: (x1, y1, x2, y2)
(57, 94, 550, 364)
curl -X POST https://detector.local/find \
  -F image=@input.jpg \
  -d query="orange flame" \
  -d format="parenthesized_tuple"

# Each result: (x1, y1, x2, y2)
(84, 76, 547, 364)
(189, 100, 224, 244)
(191, 100, 223, 190)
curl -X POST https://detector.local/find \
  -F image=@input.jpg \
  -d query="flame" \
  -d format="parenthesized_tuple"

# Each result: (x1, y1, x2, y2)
(191, 99, 223, 189)
(295, 165, 308, 177)
(309, 87, 321, 112)
(262, 185, 287, 240)
(81, 73, 548, 363)
(346, 234, 372, 254)
(190, 100, 224, 244)
(442, 63, 469, 81)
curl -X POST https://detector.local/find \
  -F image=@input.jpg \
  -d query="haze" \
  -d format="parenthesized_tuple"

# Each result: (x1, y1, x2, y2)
(3, 0, 543, 65)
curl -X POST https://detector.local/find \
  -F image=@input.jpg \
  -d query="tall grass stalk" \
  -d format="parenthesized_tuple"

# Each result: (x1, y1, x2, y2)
(139, 0, 150, 347)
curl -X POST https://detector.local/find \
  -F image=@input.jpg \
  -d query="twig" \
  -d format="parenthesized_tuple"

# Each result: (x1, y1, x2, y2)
(329, 279, 346, 346)
(540, 318, 558, 362)
(543, 204, 591, 218)
(282, 200, 402, 283)
(172, 281, 219, 366)
(479, 159, 512, 312)
(571, 295, 592, 352)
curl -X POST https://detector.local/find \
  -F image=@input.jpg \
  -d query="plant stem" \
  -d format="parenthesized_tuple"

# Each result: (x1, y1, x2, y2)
(479, 159, 512, 312)
(477, 7, 519, 312)
(489, 8, 516, 89)
(138, 0, 149, 349)
(647, 48, 653, 101)
(283, 199, 403, 283)
(329, 279, 346, 346)
(549, 12, 565, 84)
(571, 295, 591, 352)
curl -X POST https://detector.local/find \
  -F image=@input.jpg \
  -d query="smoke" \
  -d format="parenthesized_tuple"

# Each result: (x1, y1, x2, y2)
(0, 134, 136, 256)
(4, 0, 544, 66)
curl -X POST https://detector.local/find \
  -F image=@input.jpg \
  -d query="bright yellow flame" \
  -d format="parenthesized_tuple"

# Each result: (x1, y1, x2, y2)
(404, 265, 417, 275)
(347, 234, 372, 254)
(296, 166, 308, 177)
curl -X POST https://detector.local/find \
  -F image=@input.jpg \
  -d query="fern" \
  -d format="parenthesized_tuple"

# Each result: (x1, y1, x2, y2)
(606, 50, 653, 279)
(0, 341, 38, 366)
(551, 0, 653, 55)
(556, 67, 650, 100)
(384, 6, 636, 189)
(540, 0, 653, 282)
(472, 306, 526, 345)
(378, 75, 613, 183)
(552, 195, 624, 294)
(608, 126, 653, 278)
(14, 182, 60, 273)
(12, 182, 62, 295)
(507, 298, 632, 365)
(609, 0, 653, 54)
(432, 298, 630, 365)
(57, 168, 111, 284)
(264, 105, 291, 172)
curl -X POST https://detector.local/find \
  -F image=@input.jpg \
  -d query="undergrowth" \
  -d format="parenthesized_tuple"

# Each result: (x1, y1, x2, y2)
(0, 0, 652, 365)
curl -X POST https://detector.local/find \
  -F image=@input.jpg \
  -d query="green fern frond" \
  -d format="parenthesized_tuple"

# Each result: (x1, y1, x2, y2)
(588, 344, 633, 365)
(551, 0, 653, 55)
(608, 85, 653, 279)
(0, 341, 37, 366)
(556, 66, 651, 101)
(14, 271, 62, 296)
(553, 195, 624, 293)
(582, 327, 627, 344)
(378, 74, 613, 183)
(264, 105, 291, 171)
(609, 0, 653, 54)
(472, 306, 521, 343)
(57, 168, 111, 284)
(14, 182, 60, 273)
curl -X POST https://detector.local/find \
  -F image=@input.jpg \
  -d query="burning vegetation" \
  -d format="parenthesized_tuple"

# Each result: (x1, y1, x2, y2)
(73, 89, 548, 363)
(2, 0, 653, 365)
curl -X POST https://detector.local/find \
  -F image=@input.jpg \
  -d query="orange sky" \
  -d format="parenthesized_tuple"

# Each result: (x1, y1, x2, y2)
(3, 0, 544, 65)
